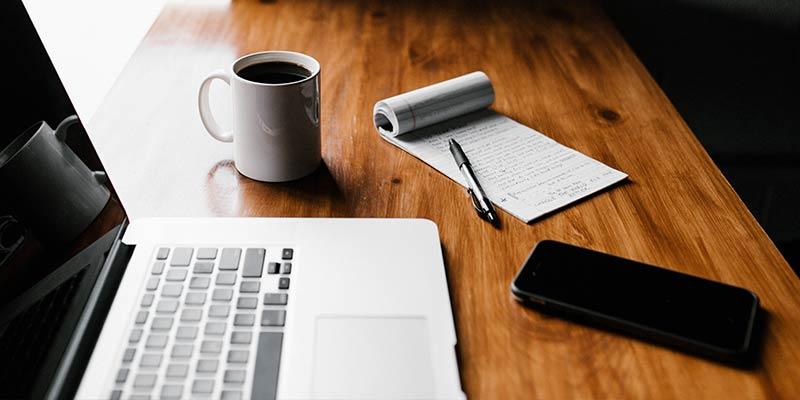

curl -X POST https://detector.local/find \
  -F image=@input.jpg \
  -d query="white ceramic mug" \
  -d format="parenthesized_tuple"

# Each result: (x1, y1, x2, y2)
(198, 51, 321, 182)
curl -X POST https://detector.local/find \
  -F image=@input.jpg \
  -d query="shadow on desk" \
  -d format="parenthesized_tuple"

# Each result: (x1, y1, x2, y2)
(514, 298, 771, 370)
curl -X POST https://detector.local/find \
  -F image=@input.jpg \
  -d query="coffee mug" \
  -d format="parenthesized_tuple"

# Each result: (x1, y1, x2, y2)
(0, 115, 110, 245)
(198, 51, 321, 182)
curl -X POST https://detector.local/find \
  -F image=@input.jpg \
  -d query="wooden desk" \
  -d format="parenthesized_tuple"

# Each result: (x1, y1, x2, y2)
(89, 0, 800, 398)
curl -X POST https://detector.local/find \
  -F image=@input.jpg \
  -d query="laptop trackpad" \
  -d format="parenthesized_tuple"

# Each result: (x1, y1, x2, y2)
(312, 316, 435, 398)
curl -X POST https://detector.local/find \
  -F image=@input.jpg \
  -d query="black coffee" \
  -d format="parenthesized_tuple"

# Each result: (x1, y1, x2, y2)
(237, 61, 311, 84)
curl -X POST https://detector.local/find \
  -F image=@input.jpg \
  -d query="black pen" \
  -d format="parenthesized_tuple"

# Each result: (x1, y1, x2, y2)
(448, 139, 499, 225)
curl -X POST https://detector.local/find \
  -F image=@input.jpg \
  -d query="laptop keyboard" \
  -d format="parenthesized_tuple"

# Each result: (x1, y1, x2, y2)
(112, 246, 293, 400)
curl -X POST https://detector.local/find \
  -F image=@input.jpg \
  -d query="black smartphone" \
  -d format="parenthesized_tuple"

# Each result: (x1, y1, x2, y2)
(511, 240, 760, 362)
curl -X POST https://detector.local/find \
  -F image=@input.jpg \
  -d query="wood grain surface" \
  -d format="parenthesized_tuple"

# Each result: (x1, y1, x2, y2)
(88, 0, 800, 398)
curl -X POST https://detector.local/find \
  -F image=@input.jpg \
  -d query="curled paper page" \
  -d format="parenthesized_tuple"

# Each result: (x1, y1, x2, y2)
(373, 71, 495, 137)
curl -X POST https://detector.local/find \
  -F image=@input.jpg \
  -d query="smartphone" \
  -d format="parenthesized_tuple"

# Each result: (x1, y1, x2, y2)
(511, 240, 759, 362)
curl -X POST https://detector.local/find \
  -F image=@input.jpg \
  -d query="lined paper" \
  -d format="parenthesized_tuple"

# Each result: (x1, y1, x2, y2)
(382, 109, 627, 222)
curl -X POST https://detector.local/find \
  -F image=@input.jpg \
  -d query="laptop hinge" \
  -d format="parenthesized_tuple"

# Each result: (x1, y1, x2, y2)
(45, 220, 134, 400)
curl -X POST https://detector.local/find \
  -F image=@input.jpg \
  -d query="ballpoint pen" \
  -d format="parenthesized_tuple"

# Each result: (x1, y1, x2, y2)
(448, 139, 499, 225)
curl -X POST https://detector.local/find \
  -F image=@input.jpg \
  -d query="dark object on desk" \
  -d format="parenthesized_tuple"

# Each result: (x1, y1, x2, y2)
(511, 240, 760, 362)
(448, 139, 499, 225)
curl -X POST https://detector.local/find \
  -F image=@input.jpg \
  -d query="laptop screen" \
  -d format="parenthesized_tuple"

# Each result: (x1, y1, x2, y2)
(0, 1, 127, 397)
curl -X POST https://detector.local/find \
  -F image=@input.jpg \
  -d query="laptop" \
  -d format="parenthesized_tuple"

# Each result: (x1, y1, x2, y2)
(0, 2, 465, 399)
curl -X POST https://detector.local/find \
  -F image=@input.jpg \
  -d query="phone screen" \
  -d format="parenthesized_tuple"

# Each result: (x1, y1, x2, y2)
(512, 241, 758, 353)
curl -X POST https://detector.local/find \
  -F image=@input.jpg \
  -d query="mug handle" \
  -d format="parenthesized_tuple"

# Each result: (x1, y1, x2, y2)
(53, 115, 109, 186)
(198, 69, 234, 143)
(54, 115, 80, 141)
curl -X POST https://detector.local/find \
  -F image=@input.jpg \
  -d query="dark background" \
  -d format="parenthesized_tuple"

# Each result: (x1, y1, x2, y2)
(602, 0, 800, 274)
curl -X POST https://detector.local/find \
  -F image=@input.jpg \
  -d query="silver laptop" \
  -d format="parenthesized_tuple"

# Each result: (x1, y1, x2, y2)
(0, 3, 464, 399)
(77, 217, 464, 400)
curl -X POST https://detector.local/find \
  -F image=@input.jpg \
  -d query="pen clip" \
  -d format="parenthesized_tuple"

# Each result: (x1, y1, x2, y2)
(467, 188, 488, 217)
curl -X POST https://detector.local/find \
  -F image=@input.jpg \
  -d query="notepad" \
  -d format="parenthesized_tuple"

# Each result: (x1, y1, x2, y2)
(373, 72, 628, 223)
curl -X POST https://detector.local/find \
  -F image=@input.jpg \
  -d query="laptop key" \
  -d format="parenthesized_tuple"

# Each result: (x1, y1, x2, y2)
(129, 329, 143, 343)
(141, 293, 154, 307)
(156, 247, 170, 260)
(133, 373, 157, 388)
(216, 272, 236, 286)
(220, 248, 242, 270)
(209, 304, 230, 318)
(282, 248, 293, 260)
(261, 310, 286, 326)
(242, 248, 265, 277)
(193, 261, 214, 274)
(140, 353, 162, 368)
(157, 299, 179, 313)
(171, 344, 193, 358)
(122, 348, 136, 362)
(166, 269, 187, 281)
(267, 262, 279, 274)
(213, 288, 233, 301)
(146, 277, 159, 291)
(185, 292, 207, 305)
(176, 326, 198, 340)
(160, 384, 183, 399)
(253, 332, 283, 400)
(231, 331, 252, 344)
(263, 293, 288, 305)
(181, 308, 202, 322)
(205, 322, 226, 336)
(201, 340, 222, 354)
(162, 283, 182, 297)
(196, 247, 218, 260)
(110, 390, 122, 400)
(135, 311, 148, 324)
(192, 379, 214, 394)
(171, 247, 193, 266)
(151, 262, 165, 275)
(196, 359, 218, 373)
(237, 297, 258, 309)
(189, 276, 211, 289)
(228, 350, 249, 363)
(222, 390, 243, 400)
(281, 262, 292, 274)
(278, 277, 290, 290)
(166, 363, 189, 377)
(151, 317, 174, 331)
(145, 334, 168, 349)
(240, 281, 260, 293)
(116, 368, 129, 383)
(234, 314, 255, 326)
(224, 370, 246, 383)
